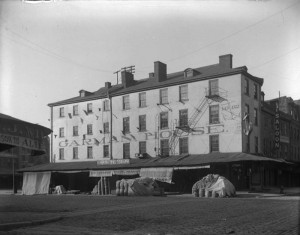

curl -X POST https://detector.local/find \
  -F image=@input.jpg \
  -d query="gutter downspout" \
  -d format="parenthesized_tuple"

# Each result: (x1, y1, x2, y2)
(109, 94, 113, 160)
(50, 106, 53, 163)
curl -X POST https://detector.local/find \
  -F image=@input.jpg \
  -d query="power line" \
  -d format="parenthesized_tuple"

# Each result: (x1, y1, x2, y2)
(0, 20, 113, 74)
(165, 1, 300, 63)
(249, 46, 300, 70)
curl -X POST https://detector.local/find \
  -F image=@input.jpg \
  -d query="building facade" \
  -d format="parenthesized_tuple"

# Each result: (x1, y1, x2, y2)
(20, 54, 298, 194)
(51, 55, 263, 163)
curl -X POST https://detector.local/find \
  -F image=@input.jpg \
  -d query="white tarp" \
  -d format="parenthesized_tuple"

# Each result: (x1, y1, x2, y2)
(22, 172, 51, 195)
(140, 167, 173, 183)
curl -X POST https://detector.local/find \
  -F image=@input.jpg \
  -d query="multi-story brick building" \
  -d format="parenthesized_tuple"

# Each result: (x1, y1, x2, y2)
(19, 54, 298, 194)
(260, 96, 300, 186)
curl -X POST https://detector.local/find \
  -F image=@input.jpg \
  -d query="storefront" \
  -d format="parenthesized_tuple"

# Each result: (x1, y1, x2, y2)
(18, 152, 292, 195)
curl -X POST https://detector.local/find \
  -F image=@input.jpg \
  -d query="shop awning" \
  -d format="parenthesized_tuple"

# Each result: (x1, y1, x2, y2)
(140, 167, 173, 183)
(0, 113, 52, 155)
(18, 152, 293, 174)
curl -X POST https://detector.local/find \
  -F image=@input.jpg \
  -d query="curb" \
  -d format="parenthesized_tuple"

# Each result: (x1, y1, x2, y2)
(0, 216, 63, 231)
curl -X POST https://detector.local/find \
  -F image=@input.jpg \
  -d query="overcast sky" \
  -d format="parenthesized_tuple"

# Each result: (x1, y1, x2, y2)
(0, 0, 299, 128)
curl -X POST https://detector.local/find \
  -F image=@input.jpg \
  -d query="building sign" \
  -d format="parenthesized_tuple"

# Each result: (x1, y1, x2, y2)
(0, 134, 45, 152)
(97, 159, 130, 165)
(89, 170, 113, 177)
(58, 124, 225, 148)
(274, 102, 280, 149)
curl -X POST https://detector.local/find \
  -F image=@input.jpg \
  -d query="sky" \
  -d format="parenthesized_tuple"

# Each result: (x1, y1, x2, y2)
(0, 0, 299, 128)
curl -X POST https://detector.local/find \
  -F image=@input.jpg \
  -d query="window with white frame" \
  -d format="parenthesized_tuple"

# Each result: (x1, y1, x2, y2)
(209, 105, 219, 124)
(103, 145, 109, 158)
(210, 135, 219, 152)
(87, 146, 93, 159)
(59, 127, 64, 138)
(123, 143, 130, 159)
(179, 109, 188, 126)
(103, 122, 109, 134)
(87, 103, 93, 113)
(103, 100, 110, 111)
(73, 126, 79, 136)
(123, 117, 130, 134)
(59, 148, 64, 160)
(139, 115, 146, 132)
(209, 79, 219, 96)
(179, 137, 188, 154)
(179, 85, 188, 101)
(139, 92, 146, 108)
(73, 147, 78, 159)
(87, 124, 93, 135)
(73, 105, 78, 116)
(160, 139, 169, 156)
(123, 95, 130, 110)
(139, 141, 146, 154)
(59, 107, 65, 117)
(160, 112, 168, 129)
(160, 88, 168, 104)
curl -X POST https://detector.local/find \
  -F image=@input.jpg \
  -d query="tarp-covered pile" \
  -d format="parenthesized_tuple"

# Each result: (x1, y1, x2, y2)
(116, 177, 162, 196)
(192, 174, 236, 198)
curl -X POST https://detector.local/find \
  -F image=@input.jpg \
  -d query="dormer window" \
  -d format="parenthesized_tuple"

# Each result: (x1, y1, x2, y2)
(184, 68, 199, 78)
(80, 90, 85, 97)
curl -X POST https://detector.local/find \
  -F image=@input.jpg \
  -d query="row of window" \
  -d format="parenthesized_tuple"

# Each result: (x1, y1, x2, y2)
(58, 135, 220, 160)
(245, 104, 258, 125)
(58, 85, 189, 117)
(59, 106, 221, 137)
(244, 78, 259, 99)
(59, 122, 110, 137)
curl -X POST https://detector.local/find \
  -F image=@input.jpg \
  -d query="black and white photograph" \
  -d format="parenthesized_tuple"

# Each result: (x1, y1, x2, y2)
(0, 0, 299, 234)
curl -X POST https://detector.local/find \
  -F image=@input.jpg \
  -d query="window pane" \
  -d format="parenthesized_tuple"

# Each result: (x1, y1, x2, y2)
(160, 88, 168, 104)
(123, 143, 130, 159)
(73, 147, 78, 159)
(139, 141, 146, 154)
(254, 109, 258, 125)
(103, 122, 109, 133)
(103, 100, 110, 111)
(59, 107, 64, 117)
(210, 135, 219, 152)
(254, 84, 258, 99)
(73, 126, 78, 136)
(179, 109, 188, 126)
(179, 137, 188, 154)
(103, 145, 109, 158)
(59, 148, 64, 160)
(87, 103, 93, 113)
(59, 128, 64, 137)
(179, 85, 188, 101)
(123, 95, 130, 110)
(139, 115, 146, 131)
(123, 117, 130, 133)
(160, 139, 169, 156)
(209, 105, 219, 124)
(139, 92, 146, 107)
(73, 105, 78, 115)
(160, 112, 168, 129)
(244, 79, 249, 95)
(87, 146, 93, 159)
(87, 124, 93, 135)
(209, 80, 218, 96)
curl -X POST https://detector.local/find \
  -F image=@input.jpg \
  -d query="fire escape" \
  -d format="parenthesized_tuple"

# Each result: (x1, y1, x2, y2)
(169, 87, 227, 155)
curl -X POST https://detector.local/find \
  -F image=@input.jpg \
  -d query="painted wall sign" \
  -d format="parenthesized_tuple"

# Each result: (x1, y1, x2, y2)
(58, 124, 225, 148)
(0, 134, 45, 152)
(274, 102, 280, 149)
(97, 159, 130, 165)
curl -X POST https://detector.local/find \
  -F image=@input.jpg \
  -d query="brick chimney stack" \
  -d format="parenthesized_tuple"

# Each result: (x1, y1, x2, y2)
(154, 61, 167, 82)
(219, 54, 233, 68)
(121, 71, 134, 88)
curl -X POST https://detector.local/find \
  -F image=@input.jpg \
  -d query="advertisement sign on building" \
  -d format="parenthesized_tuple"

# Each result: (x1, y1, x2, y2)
(274, 102, 280, 149)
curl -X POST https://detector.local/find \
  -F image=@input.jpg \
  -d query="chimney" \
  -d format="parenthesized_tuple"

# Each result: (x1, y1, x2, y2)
(105, 82, 111, 89)
(154, 61, 167, 82)
(219, 54, 233, 68)
(121, 71, 134, 88)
